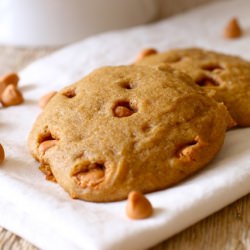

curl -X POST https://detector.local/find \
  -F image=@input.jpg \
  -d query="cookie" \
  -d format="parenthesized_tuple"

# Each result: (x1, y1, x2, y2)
(136, 48, 250, 127)
(28, 65, 231, 202)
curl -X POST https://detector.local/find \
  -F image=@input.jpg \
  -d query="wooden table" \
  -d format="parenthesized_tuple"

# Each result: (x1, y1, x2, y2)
(0, 46, 249, 250)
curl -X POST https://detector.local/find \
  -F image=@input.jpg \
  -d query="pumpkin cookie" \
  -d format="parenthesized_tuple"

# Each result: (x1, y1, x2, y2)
(29, 65, 232, 202)
(137, 48, 250, 127)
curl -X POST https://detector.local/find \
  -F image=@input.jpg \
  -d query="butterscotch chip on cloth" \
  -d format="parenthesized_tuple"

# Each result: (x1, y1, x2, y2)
(137, 48, 250, 127)
(0, 72, 19, 99)
(126, 191, 153, 219)
(223, 17, 242, 39)
(28, 65, 231, 202)
(1, 84, 24, 107)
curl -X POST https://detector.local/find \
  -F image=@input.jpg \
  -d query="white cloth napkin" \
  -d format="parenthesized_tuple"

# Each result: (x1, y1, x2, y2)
(1, 0, 250, 249)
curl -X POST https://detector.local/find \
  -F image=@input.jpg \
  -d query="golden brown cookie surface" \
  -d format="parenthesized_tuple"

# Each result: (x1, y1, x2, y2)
(29, 65, 231, 202)
(137, 48, 250, 127)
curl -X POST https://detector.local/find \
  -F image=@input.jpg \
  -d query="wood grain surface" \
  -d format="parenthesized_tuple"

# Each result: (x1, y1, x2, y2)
(0, 46, 249, 250)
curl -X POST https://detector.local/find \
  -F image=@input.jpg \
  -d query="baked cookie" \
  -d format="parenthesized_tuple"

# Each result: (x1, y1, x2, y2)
(136, 48, 250, 127)
(29, 65, 232, 202)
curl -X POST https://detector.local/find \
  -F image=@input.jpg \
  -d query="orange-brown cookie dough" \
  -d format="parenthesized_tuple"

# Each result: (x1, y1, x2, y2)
(29, 65, 231, 202)
(137, 48, 250, 127)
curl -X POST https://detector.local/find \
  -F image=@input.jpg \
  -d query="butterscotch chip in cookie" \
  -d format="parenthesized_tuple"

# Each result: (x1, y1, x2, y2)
(39, 140, 57, 154)
(223, 17, 242, 39)
(39, 164, 57, 182)
(135, 48, 158, 62)
(28, 65, 231, 202)
(137, 48, 250, 127)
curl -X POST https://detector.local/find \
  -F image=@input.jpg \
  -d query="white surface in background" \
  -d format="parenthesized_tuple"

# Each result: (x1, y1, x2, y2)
(0, 0, 158, 46)
(158, 0, 222, 18)
(0, 0, 250, 249)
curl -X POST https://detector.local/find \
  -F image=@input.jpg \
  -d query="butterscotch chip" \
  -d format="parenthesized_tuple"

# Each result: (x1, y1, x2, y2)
(135, 48, 158, 62)
(114, 106, 133, 117)
(1, 84, 24, 107)
(39, 91, 57, 109)
(73, 163, 105, 189)
(223, 17, 242, 39)
(0, 73, 19, 86)
(28, 65, 231, 202)
(113, 102, 136, 117)
(39, 164, 57, 182)
(137, 48, 250, 127)
(0, 144, 5, 164)
(38, 140, 57, 154)
(126, 191, 153, 219)
(0, 73, 19, 99)
(0, 82, 8, 99)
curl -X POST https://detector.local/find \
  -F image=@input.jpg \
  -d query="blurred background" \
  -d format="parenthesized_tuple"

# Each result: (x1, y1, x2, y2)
(0, 0, 222, 46)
